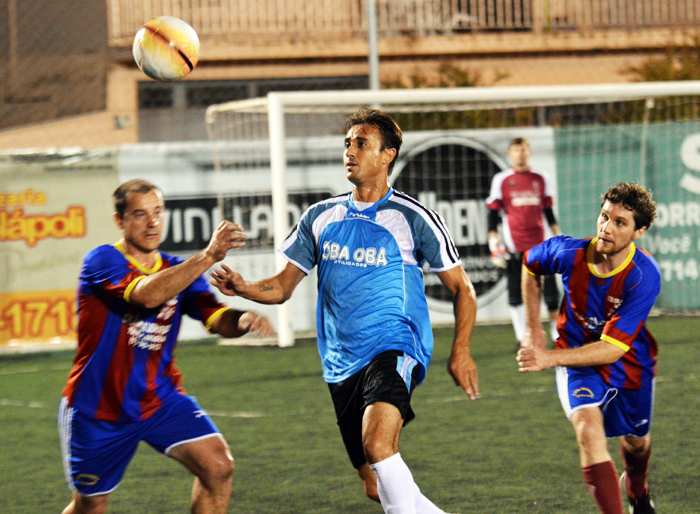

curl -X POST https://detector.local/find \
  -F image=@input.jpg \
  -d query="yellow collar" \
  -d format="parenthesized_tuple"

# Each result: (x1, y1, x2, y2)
(114, 240, 162, 274)
(586, 237, 636, 278)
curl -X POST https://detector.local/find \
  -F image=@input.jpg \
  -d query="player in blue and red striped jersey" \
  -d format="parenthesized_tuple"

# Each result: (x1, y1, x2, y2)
(58, 179, 274, 514)
(517, 183, 659, 514)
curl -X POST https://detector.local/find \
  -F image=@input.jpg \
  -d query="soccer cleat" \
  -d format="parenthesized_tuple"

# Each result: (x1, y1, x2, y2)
(620, 471, 656, 514)
(627, 493, 655, 514)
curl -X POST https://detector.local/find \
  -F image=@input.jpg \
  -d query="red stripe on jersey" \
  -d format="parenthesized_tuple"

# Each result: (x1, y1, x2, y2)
(102, 269, 143, 299)
(522, 249, 545, 275)
(559, 248, 591, 349)
(604, 263, 633, 322)
(604, 315, 645, 389)
(94, 321, 134, 421)
(621, 321, 645, 388)
(162, 360, 185, 393)
(139, 340, 165, 420)
(138, 301, 185, 419)
(193, 291, 226, 322)
(62, 294, 110, 400)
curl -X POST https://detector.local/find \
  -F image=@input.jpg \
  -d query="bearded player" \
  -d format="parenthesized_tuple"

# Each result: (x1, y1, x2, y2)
(517, 183, 659, 514)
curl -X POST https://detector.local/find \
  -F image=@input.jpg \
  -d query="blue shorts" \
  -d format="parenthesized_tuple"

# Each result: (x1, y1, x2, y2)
(556, 366, 654, 438)
(58, 394, 221, 496)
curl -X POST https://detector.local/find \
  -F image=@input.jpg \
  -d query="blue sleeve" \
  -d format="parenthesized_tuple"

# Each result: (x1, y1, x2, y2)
(602, 260, 661, 345)
(279, 209, 318, 274)
(524, 235, 571, 276)
(413, 210, 460, 271)
(180, 274, 225, 322)
(80, 246, 133, 299)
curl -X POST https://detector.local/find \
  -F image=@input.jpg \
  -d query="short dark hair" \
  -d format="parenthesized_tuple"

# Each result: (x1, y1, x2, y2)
(113, 179, 160, 219)
(346, 107, 403, 175)
(509, 137, 530, 149)
(601, 183, 657, 230)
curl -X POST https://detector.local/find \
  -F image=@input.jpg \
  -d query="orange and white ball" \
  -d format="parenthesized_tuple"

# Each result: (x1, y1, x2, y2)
(132, 16, 200, 81)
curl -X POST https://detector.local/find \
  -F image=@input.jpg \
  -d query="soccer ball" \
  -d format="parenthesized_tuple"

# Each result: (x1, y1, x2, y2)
(132, 16, 200, 81)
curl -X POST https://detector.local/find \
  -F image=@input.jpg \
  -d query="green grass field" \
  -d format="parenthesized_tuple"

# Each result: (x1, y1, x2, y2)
(1, 315, 698, 513)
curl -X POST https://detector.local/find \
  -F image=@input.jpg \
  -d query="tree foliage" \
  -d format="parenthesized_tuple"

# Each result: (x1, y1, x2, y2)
(625, 38, 700, 82)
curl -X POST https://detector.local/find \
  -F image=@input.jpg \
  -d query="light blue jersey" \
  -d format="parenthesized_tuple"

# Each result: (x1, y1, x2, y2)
(280, 188, 461, 384)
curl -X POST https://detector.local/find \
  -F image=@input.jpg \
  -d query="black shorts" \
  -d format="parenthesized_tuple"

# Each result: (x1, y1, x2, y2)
(507, 252, 560, 312)
(327, 350, 421, 469)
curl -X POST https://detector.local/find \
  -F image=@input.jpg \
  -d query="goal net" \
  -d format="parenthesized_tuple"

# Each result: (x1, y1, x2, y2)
(205, 82, 700, 346)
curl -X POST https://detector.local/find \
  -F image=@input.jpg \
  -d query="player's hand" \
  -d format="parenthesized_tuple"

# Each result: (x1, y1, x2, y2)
(205, 221, 247, 263)
(447, 351, 480, 400)
(516, 346, 552, 373)
(211, 263, 246, 296)
(488, 234, 508, 269)
(520, 327, 547, 350)
(238, 311, 276, 337)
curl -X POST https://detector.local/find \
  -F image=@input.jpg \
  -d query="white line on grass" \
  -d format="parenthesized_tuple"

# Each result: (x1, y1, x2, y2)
(424, 374, 696, 404)
(0, 365, 71, 376)
(425, 386, 551, 404)
(0, 366, 265, 417)
(0, 399, 47, 408)
(207, 410, 264, 418)
(0, 397, 264, 418)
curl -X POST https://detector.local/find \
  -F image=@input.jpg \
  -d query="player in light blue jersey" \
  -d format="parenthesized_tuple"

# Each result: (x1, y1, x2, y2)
(212, 108, 479, 514)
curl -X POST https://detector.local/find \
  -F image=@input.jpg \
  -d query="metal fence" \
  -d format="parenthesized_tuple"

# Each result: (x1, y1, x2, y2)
(108, 0, 700, 44)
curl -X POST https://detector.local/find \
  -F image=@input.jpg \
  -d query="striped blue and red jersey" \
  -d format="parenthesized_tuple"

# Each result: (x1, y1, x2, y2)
(524, 235, 660, 389)
(62, 241, 228, 422)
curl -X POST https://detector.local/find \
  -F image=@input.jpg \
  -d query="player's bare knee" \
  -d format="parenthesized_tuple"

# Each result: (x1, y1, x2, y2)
(362, 438, 393, 465)
(573, 420, 600, 450)
(214, 454, 235, 481)
(71, 493, 109, 514)
(621, 435, 651, 455)
(199, 454, 234, 489)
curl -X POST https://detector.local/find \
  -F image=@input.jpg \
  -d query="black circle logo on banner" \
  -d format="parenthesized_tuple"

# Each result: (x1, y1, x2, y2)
(391, 136, 507, 309)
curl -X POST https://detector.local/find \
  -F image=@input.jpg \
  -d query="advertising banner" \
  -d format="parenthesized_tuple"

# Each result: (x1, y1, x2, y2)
(6, 120, 696, 352)
(556, 121, 700, 311)
(0, 149, 120, 351)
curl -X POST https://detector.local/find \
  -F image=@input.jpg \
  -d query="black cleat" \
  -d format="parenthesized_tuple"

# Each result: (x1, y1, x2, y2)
(628, 492, 656, 514)
(621, 472, 656, 514)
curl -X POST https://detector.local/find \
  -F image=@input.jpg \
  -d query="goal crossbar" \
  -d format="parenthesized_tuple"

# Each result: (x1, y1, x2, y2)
(206, 81, 700, 119)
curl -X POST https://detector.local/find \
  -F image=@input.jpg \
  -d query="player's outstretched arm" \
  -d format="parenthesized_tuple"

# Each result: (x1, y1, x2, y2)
(129, 221, 247, 309)
(521, 265, 547, 349)
(517, 341, 625, 373)
(438, 265, 480, 400)
(210, 309, 276, 338)
(211, 261, 305, 305)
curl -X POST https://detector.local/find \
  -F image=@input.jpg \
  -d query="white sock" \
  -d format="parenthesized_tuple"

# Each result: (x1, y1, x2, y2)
(414, 483, 447, 514)
(509, 304, 526, 342)
(370, 453, 417, 514)
(550, 321, 559, 342)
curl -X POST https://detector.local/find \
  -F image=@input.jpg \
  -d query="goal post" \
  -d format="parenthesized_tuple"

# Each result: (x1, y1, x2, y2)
(206, 81, 700, 346)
